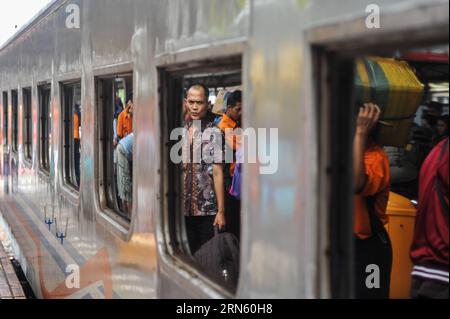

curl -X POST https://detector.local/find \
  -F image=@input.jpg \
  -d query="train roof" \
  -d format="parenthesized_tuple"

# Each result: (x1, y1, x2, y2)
(0, 0, 61, 53)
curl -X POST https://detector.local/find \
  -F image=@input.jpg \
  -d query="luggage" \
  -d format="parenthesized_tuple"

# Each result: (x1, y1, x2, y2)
(355, 57, 424, 147)
(193, 228, 240, 288)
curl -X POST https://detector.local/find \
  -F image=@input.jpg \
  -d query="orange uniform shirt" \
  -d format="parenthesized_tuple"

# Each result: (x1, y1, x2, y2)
(218, 114, 240, 176)
(117, 107, 133, 139)
(354, 144, 391, 240)
(73, 112, 80, 140)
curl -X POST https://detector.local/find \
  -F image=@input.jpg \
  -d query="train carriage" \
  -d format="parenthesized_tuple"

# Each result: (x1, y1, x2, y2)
(0, 0, 448, 299)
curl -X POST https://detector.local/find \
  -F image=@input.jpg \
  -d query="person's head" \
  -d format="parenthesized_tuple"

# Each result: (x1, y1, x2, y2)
(437, 115, 449, 136)
(115, 96, 123, 107)
(127, 94, 134, 114)
(226, 90, 242, 123)
(428, 101, 442, 117)
(422, 114, 437, 129)
(185, 84, 210, 121)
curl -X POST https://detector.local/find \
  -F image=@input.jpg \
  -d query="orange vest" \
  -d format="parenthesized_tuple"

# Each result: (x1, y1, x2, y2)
(117, 107, 133, 139)
(73, 113, 80, 140)
(354, 144, 391, 239)
(218, 114, 240, 176)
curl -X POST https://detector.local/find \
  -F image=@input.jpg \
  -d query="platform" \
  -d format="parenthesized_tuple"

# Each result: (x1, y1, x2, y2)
(0, 241, 26, 299)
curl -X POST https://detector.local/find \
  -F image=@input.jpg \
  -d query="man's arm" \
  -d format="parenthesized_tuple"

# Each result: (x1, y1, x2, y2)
(213, 164, 226, 229)
(354, 103, 381, 193)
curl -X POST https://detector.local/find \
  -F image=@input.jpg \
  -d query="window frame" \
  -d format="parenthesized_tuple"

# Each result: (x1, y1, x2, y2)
(158, 55, 243, 297)
(95, 71, 134, 233)
(60, 80, 82, 192)
(38, 84, 51, 175)
(307, 2, 449, 297)
(2, 91, 8, 147)
(22, 87, 33, 163)
(11, 90, 19, 154)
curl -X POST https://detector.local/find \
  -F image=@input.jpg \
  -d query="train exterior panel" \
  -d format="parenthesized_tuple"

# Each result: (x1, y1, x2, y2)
(0, 0, 448, 299)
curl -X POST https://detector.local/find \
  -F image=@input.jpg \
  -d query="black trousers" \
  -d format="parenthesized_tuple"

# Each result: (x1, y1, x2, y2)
(185, 216, 216, 255)
(355, 229, 393, 299)
(224, 177, 241, 241)
(411, 277, 449, 299)
(225, 192, 241, 242)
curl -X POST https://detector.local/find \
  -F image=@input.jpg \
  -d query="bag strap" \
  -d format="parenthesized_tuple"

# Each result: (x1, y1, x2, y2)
(435, 139, 449, 225)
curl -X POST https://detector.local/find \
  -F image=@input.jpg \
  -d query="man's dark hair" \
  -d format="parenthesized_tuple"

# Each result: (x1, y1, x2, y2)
(127, 93, 133, 104)
(439, 114, 449, 123)
(186, 83, 210, 102)
(422, 113, 438, 127)
(428, 101, 443, 110)
(227, 90, 242, 108)
(438, 115, 449, 135)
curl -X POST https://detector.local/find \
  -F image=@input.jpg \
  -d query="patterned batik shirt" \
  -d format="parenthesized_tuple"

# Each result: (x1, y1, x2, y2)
(182, 119, 224, 217)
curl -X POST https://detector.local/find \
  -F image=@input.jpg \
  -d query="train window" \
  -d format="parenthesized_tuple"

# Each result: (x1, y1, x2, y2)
(61, 82, 82, 190)
(160, 56, 243, 294)
(38, 85, 51, 174)
(322, 45, 449, 299)
(96, 73, 133, 224)
(23, 88, 32, 162)
(2, 91, 8, 146)
(11, 90, 18, 153)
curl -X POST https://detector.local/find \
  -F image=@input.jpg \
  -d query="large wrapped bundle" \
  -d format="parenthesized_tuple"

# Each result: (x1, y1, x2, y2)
(355, 57, 424, 147)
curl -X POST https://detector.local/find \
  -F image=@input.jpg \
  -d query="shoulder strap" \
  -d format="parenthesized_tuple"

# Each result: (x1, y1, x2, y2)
(435, 139, 449, 224)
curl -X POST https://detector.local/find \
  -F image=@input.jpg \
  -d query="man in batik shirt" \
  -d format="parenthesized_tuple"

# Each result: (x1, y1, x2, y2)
(183, 84, 225, 254)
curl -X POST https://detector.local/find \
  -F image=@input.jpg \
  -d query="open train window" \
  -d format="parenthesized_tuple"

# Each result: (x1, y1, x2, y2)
(160, 56, 243, 295)
(11, 90, 18, 154)
(61, 81, 82, 190)
(38, 85, 51, 174)
(96, 73, 133, 226)
(23, 88, 32, 162)
(321, 45, 449, 299)
(2, 92, 7, 147)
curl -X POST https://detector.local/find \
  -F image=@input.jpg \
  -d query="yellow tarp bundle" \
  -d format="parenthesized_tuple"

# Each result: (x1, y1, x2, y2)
(355, 57, 425, 147)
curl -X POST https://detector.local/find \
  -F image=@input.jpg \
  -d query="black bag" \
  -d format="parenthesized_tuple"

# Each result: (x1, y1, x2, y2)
(193, 228, 240, 288)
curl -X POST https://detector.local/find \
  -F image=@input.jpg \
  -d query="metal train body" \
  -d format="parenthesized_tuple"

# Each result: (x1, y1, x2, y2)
(0, 0, 448, 299)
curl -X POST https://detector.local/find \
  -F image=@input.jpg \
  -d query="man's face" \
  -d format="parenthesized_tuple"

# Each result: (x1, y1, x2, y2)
(437, 120, 447, 135)
(128, 101, 134, 114)
(186, 88, 208, 120)
(227, 102, 242, 123)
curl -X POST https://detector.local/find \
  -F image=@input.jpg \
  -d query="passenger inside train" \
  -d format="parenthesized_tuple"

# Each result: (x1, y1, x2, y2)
(345, 48, 449, 299)
(38, 85, 51, 173)
(115, 94, 134, 217)
(162, 63, 243, 292)
(97, 74, 134, 221)
(62, 82, 82, 189)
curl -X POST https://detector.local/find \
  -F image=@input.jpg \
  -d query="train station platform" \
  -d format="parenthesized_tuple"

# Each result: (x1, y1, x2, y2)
(0, 241, 26, 299)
